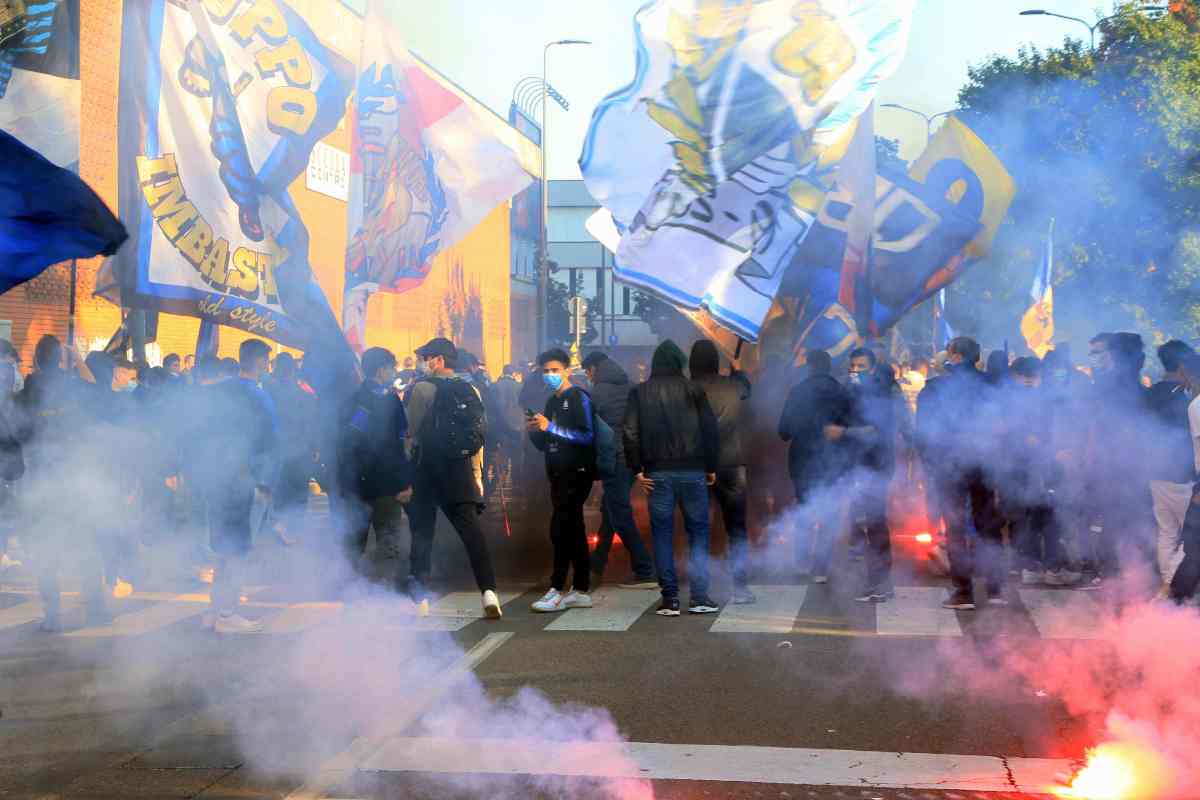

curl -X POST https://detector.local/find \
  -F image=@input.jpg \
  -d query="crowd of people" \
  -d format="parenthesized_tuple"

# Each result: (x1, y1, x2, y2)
(1, 326, 1198, 633)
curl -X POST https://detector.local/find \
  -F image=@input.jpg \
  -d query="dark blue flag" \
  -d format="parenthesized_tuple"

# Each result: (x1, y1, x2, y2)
(0, 130, 128, 292)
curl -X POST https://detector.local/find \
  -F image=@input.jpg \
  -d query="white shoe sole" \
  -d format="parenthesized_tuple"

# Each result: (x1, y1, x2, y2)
(531, 604, 565, 613)
(655, 609, 680, 617)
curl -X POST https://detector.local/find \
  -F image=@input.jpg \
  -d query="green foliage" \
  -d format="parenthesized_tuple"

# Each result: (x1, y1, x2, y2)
(948, 3, 1200, 349)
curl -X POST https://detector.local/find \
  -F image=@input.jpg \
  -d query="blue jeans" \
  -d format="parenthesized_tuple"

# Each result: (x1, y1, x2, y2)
(647, 470, 710, 599)
(592, 459, 655, 579)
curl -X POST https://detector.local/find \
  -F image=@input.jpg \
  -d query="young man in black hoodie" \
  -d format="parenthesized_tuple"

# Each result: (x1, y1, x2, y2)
(624, 340, 721, 616)
(528, 348, 597, 612)
(339, 347, 413, 586)
(582, 351, 656, 588)
(689, 339, 755, 604)
(778, 349, 849, 583)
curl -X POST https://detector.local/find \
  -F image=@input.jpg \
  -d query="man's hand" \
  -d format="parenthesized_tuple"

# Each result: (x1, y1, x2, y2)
(706, 472, 717, 486)
(635, 472, 656, 494)
(396, 487, 413, 504)
(164, 475, 179, 491)
(525, 413, 550, 432)
(824, 424, 846, 441)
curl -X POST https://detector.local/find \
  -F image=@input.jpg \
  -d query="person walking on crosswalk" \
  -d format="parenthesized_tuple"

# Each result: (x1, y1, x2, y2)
(623, 340, 721, 617)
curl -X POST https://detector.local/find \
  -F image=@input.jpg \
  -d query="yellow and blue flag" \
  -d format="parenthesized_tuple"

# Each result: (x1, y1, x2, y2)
(1020, 218, 1054, 358)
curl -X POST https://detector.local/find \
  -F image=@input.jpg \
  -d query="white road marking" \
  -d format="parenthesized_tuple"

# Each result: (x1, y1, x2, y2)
(544, 589, 660, 632)
(0, 599, 50, 631)
(408, 590, 523, 631)
(875, 586, 964, 637)
(710, 585, 808, 634)
(260, 603, 342, 635)
(285, 632, 515, 800)
(362, 738, 1070, 793)
(1019, 587, 1104, 639)
(67, 593, 211, 638)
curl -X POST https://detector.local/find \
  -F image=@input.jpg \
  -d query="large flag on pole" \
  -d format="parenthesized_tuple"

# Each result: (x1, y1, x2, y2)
(580, 0, 915, 342)
(343, 3, 533, 354)
(1020, 218, 1054, 357)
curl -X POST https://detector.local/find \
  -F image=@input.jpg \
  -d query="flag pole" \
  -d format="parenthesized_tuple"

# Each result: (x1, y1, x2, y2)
(67, 259, 77, 349)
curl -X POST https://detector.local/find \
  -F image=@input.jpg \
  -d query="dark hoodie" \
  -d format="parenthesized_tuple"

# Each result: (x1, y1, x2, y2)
(588, 356, 631, 451)
(689, 340, 751, 469)
(623, 340, 720, 475)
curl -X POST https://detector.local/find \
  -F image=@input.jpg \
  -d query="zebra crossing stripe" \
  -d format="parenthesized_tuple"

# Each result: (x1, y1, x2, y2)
(408, 590, 524, 631)
(710, 585, 808, 634)
(1018, 587, 1103, 639)
(361, 737, 1070, 793)
(0, 598, 51, 631)
(545, 588, 661, 632)
(67, 595, 208, 638)
(875, 586, 964, 637)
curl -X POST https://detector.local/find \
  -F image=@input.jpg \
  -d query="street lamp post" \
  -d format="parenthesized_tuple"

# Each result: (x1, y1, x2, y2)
(538, 39, 590, 354)
(879, 103, 957, 352)
(1019, 6, 1169, 50)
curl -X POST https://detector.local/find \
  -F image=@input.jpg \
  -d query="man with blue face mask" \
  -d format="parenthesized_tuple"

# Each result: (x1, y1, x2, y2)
(527, 348, 597, 612)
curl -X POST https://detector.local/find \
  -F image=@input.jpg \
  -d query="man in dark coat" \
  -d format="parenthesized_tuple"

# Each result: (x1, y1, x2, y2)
(582, 351, 656, 588)
(689, 339, 755, 604)
(778, 349, 849, 582)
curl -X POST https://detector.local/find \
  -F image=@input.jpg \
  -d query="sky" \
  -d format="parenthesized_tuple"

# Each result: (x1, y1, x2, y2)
(386, 1, 1126, 177)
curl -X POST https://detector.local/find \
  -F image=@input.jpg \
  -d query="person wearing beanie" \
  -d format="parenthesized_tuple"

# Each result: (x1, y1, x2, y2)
(623, 339, 720, 616)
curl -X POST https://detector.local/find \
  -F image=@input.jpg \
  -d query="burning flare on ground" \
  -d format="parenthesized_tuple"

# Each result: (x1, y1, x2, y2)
(1053, 740, 1171, 800)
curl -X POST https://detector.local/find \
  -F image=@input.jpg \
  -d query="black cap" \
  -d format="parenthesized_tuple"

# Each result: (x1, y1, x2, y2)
(581, 351, 609, 370)
(415, 337, 456, 361)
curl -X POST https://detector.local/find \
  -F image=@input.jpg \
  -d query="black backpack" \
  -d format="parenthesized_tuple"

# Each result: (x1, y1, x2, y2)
(420, 377, 486, 462)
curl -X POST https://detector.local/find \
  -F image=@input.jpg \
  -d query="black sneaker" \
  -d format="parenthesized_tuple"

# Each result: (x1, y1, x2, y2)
(942, 591, 976, 610)
(656, 597, 681, 616)
(688, 595, 720, 614)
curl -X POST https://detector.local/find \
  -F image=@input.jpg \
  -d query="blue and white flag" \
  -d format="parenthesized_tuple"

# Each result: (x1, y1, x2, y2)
(580, 0, 914, 341)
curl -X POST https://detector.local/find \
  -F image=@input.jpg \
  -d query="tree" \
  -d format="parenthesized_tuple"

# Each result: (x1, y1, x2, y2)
(947, 3, 1200, 349)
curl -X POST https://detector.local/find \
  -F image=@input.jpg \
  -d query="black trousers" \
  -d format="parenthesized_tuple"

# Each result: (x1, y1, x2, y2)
(931, 467, 1005, 595)
(1169, 484, 1200, 602)
(346, 494, 406, 567)
(851, 476, 893, 593)
(549, 470, 594, 593)
(1012, 501, 1067, 572)
(710, 466, 750, 588)
(407, 475, 496, 593)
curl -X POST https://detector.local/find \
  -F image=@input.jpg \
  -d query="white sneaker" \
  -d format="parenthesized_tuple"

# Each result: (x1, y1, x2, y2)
(561, 591, 593, 609)
(1045, 569, 1082, 586)
(482, 590, 503, 619)
(200, 611, 217, 630)
(0, 553, 21, 570)
(531, 588, 564, 613)
(1021, 569, 1045, 586)
(812, 575, 828, 584)
(214, 613, 263, 634)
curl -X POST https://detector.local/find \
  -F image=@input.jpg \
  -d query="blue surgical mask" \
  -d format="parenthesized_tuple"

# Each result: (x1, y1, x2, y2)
(848, 372, 864, 385)
(543, 373, 564, 392)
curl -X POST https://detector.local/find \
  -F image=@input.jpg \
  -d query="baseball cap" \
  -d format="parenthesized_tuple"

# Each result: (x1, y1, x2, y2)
(415, 337, 456, 362)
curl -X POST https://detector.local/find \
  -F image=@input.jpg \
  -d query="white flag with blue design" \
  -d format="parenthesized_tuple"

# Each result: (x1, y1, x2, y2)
(580, 0, 914, 341)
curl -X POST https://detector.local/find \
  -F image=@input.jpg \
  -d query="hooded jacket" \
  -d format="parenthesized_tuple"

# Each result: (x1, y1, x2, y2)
(623, 341, 720, 475)
(691, 370, 751, 470)
(779, 371, 849, 482)
(588, 357, 631, 456)
(338, 379, 413, 501)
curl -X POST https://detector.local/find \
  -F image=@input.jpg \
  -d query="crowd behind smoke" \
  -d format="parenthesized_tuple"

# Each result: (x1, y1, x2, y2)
(2, 316, 1199, 797)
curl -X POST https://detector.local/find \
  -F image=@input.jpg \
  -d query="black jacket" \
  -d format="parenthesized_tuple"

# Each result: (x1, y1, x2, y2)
(339, 379, 413, 501)
(589, 358, 631, 455)
(530, 386, 596, 478)
(915, 364, 993, 480)
(1148, 379, 1195, 484)
(779, 373, 849, 482)
(267, 377, 319, 464)
(692, 371, 751, 469)
(14, 368, 87, 473)
(623, 375, 720, 475)
(846, 374, 897, 476)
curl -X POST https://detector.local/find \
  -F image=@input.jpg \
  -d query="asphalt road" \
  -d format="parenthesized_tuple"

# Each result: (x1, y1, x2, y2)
(0, 518, 1097, 800)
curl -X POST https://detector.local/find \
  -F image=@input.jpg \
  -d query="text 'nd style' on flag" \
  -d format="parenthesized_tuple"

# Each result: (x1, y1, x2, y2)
(579, 0, 916, 342)
(343, 0, 533, 354)
(1021, 217, 1055, 358)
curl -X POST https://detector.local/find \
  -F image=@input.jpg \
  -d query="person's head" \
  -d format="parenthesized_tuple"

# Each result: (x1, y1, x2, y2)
(1110, 332, 1146, 378)
(403, 356, 414, 370)
(847, 347, 876, 384)
(193, 356, 222, 385)
(1011, 356, 1042, 388)
(688, 339, 721, 379)
(581, 351, 610, 385)
(220, 357, 239, 379)
(806, 349, 833, 376)
(361, 347, 397, 386)
(163, 353, 182, 375)
(34, 335, 62, 372)
(1180, 353, 1200, 395)
(273, 352, 298, 382)
(85, 351, 116, 391)
(1158, 339, 1194, 378)
(238, 339, 271, 380)
(538, 348, 572, 394)
(946, 337, 981, 369)
(415, 337, 457, 375)
(0, 339, 19, 366)
(184, 354, 195, 371)
(1089, 333, 1115, 375)
(986, 350, 1009, 376)
(1042, 348, 1072, 384)
(650, 340, 688, 378)
(502, 363, 518, 379)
